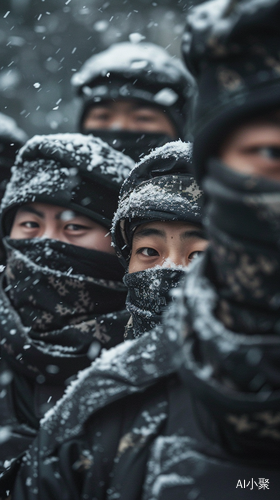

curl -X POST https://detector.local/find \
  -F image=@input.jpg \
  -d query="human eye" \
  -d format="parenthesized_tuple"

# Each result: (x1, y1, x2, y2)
(21, 221, 39, 229)
(65, 223, 89, 231)
(97, 112, 110, 120)
(188, 250, 203, 261)
(92, 109, 111, 120)
(257, 146, 280, 160)
(244, 145, 280, 160)
(134, 110, 156, 123)
(137, 247, 159, 257)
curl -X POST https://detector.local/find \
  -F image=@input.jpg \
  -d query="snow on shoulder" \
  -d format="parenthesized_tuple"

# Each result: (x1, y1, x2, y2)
(40, 324, 177, 450)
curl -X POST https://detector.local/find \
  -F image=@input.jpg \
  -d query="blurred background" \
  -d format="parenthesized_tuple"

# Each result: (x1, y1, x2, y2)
(0, 0, 194, 137)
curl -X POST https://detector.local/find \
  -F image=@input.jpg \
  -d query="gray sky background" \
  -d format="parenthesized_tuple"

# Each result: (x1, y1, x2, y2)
(0, 0, 193, 137)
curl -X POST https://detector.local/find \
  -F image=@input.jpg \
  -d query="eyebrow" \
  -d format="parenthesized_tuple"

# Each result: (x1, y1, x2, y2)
(250, 116, 280, 128)
(266, 119, 280, 127)
(180, 229, 206, 241)
(134, 227, 206, 241)
(92, 101, 157, 112)
(18, 206, 45, 218)
(17, 206, 81, 221)
(134, 228, 166, 240)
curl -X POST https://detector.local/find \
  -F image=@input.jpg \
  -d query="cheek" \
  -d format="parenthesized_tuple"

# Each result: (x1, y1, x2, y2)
(128, 254, 162, 274)
(9, 226, 20, 239)
(82, 230, 114, 254)
(128, 250, 143, 273)
(10, 224, 27, 239)
(153, 117, 177, 138)
(83, 116, 108, 129)
(195, 240, 209, 253)
(128, 256, 145, 273)
(220, 148, 264, 175)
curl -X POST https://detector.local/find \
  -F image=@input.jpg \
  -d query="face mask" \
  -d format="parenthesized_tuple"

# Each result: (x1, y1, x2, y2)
(4, 237, 127, 330)
(0, 237, 128, 383)
(123, 267, 185, 339)
(82, 129, 173, 162)
(173, 159, 280, 455)
(203, 158, 280, 335)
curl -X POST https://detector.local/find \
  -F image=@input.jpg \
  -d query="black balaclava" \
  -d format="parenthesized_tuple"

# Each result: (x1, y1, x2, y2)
(181, 0, 280, 185)
(82, 128, 172, 163)
(179, 0, 280, 339)
(165, 161, 280, 459)
(72, 42, 196, 160)
(123, 267, 185, 339)
(203, 160, 280, 339)
(112, 140, 205, 339)
(0, 134, 135, 390)
(0, 236, 128, 384)
(167, 0, 280, 459)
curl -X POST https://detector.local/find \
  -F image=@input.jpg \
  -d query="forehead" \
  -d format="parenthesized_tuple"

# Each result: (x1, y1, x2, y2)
(223, 115, 280, 149)
(88, 99, 161, 113)
(135, 220, 199, 234)
(17, 203, 80, 218)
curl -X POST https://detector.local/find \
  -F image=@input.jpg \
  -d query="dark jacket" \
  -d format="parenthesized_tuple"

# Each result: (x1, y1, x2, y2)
(6, 315, 280, 500)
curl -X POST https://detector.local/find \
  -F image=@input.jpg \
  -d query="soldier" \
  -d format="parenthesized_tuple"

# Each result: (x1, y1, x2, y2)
(0, 133, 134, 473)
(72, 42, 195, 160)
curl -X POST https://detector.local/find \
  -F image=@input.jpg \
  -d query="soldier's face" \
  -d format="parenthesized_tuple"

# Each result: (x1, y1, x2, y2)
(10, 203, 115, 253)
(83, 99, 177, 139)
(220, 111, 280, 181)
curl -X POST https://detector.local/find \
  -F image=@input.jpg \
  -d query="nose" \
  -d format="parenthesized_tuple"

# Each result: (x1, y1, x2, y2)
(164, 249, 186, 268)
(42, 225, 60, 241)
(109, 114, 131, 131)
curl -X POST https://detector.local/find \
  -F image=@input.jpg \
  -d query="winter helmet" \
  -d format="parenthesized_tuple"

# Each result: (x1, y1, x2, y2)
(1, 133, 134, 236)
(0, 113, 28, 197)
(112, 140, 204, 268)
(181, 0, 280, 184)
(72, 42, 196, 141)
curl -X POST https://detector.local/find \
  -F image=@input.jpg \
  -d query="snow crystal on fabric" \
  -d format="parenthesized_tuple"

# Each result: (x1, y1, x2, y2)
(143, 435, 206, 500)
(71, 42, 188, 89)
(113, 177, 202, 234)
(41, 325, 175, 450)
(112, 141, 199, 234)
(137, 140, 192, 165)
(168, 256, 280, 403)
(1, 133, 134, 212)
(2, 160, 71, 209)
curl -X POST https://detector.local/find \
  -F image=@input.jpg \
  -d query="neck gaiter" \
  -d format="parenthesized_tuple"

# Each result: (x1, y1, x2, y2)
(169, 161, 280, 458)
(83, 129, 172, 162)
(0, 237, 128, 383)
(203, 160, 280, 335)
(124, 267, 185, 339)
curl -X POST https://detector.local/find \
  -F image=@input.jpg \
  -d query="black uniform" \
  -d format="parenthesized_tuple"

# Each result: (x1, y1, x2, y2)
(72, 42, 196, 160)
